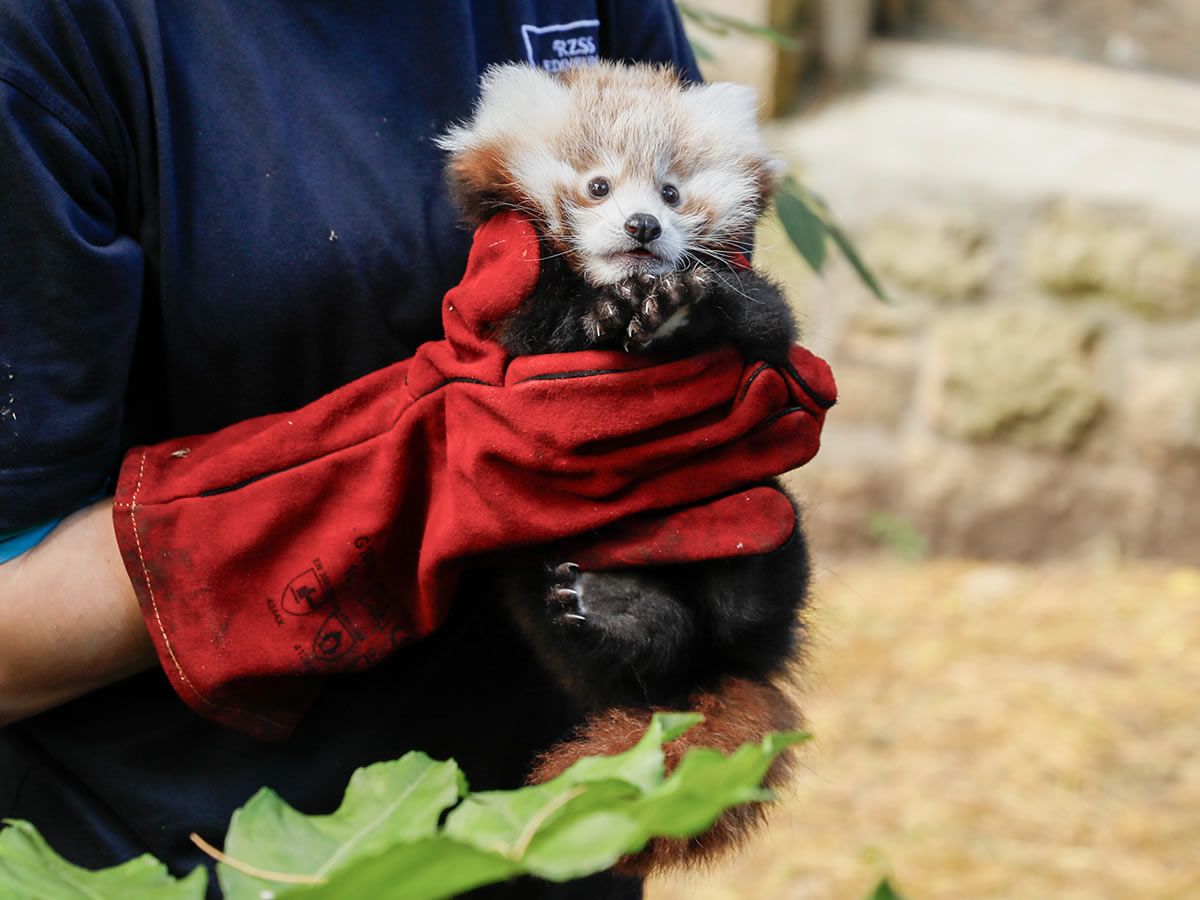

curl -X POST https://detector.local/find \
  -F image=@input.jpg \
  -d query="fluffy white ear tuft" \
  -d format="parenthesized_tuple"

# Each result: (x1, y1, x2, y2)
(437, 64, 569, 153)
(681, 81, 763, 134)
(478, 63, 561, 108)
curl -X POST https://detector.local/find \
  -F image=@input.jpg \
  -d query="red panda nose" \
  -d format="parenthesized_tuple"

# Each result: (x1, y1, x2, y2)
(624, 214, 662, 244)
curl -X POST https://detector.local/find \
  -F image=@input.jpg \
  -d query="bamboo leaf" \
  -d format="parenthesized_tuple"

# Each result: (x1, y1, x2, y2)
(779, 176, 890, 302)
(775, 187, 829, 273)
(828, 219, 890, 302)
(688, 36, 717, 61)
(677, 4, 803, 51)
(867, 876, 909, 900)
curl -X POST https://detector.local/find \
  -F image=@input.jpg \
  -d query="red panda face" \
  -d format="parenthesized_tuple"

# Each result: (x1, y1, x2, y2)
(438, 62, 783, 286)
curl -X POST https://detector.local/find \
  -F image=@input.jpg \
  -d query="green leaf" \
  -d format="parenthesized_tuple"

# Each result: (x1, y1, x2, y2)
(219, 753, 464, 899)
(778, 176, 890, 302)
(775, 188, 829, 274)
(441, 714, 701, 880)
(677, 4, 803, 51)
(679, 6, 731, 36)
(443, 717, 807, 884)
(867, 876, 908, 900)
(688, 36, 717, 62)
(0, 820, 206, 900)
(551, 712, 701, 793)
(630, 731, 809, 840)
(828, 218, 890, 302)
(449, 781, 643, 881)
(868, 513, 927, 562)
(5, 715, 804, 900)
(286, 837, 519, 900)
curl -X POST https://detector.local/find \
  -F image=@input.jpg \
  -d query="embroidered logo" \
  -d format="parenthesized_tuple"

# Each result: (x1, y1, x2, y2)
(521, 19, 600, 72)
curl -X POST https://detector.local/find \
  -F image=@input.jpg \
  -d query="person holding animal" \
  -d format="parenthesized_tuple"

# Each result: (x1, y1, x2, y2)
(0, 3, 832, 897)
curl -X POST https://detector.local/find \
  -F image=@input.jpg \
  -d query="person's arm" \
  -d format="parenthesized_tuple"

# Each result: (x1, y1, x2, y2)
(1, 22, 150, 721)
(0, 499, 155, 724)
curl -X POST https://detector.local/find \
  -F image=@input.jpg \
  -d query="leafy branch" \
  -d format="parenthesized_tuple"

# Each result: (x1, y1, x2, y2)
(0, 714, 807, 900)
(677, 6, 888, 300)
(775, 176, 889, 301)
(677, 3, 804, 52)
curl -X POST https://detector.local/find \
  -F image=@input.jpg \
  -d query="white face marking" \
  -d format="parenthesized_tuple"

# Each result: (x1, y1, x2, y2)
(568, 177, 684, 284)
(440, 63, 782, 286)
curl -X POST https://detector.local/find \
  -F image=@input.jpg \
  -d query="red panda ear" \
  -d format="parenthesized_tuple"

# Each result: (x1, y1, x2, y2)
(750, 153, 787, 214)
(682, 81, 763, 135)
(473, 64, 567, 126)
(443, 139, 517, 224)
(681, 81, 784, 211)
(438, 64, 570, 223)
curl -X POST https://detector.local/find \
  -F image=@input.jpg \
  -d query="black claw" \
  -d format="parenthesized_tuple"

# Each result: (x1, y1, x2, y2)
(552, 587, 579, 606)
(555, 562, 580, 580)
(561, 612, 587, 626)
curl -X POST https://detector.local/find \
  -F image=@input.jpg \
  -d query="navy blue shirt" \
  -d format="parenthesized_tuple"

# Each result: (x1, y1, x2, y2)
(0, 1, 698, 894)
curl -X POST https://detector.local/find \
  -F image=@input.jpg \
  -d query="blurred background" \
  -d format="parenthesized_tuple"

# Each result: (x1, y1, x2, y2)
(652, 2, 1200, 898)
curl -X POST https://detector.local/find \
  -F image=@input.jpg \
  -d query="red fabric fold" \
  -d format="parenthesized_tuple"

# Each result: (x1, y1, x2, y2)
(112, 212, 836, 739)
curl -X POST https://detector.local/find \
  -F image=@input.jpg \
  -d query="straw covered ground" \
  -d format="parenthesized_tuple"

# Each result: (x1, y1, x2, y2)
(648, 558, 1200, 900)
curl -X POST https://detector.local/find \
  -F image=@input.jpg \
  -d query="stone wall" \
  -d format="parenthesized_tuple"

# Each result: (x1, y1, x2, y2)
(905, 0, 1200, 80)
(759, 43, 1200, 562)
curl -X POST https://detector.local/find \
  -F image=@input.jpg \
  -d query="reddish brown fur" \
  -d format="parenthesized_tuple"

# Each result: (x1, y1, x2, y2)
(445, 140, 522, 224)
(744, 155, 779, 216)
(528, 676, 801, 875)
(679, 198, 718, 230)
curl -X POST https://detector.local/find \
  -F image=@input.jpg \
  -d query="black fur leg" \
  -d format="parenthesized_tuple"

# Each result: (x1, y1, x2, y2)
(528, 562, 701, 708)
(498, 254, 631, 354)
(497, 241, 798, 362)
(622, 264, 798, 362)
(499, 490, 810, 712)
(701, 266, 796, 363)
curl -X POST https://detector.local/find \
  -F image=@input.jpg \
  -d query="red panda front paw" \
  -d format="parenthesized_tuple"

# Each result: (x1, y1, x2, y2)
(582, 287, 635, 345)
(625, 269, 710, 352)
(548, 561, 586, 626)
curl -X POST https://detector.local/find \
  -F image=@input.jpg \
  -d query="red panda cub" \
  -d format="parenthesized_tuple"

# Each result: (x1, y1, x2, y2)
(439, 62, 809, 872)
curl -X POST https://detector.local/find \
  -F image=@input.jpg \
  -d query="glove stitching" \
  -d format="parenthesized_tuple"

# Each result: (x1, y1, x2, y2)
(737, 364, 773, 404)
(515, 367, 638, 383)
(128, 448, 286, 730)
(781, 359, 836, 410)
(404, 375, 491, 403)
(759, 405, 819, 429)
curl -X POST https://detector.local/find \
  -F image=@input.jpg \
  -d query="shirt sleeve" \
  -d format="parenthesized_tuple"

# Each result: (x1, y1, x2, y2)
(599, 0, 703, 81)
(0, 519, 63, 563)
(0, 63, 143, 534)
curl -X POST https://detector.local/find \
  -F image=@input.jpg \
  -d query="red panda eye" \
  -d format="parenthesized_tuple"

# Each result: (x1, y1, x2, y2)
(587, 177, 610, 199)
(661, 184, 680, 205)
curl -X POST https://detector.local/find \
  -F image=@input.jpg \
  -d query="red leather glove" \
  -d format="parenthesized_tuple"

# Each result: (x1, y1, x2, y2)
(112, 212, 836, 739)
